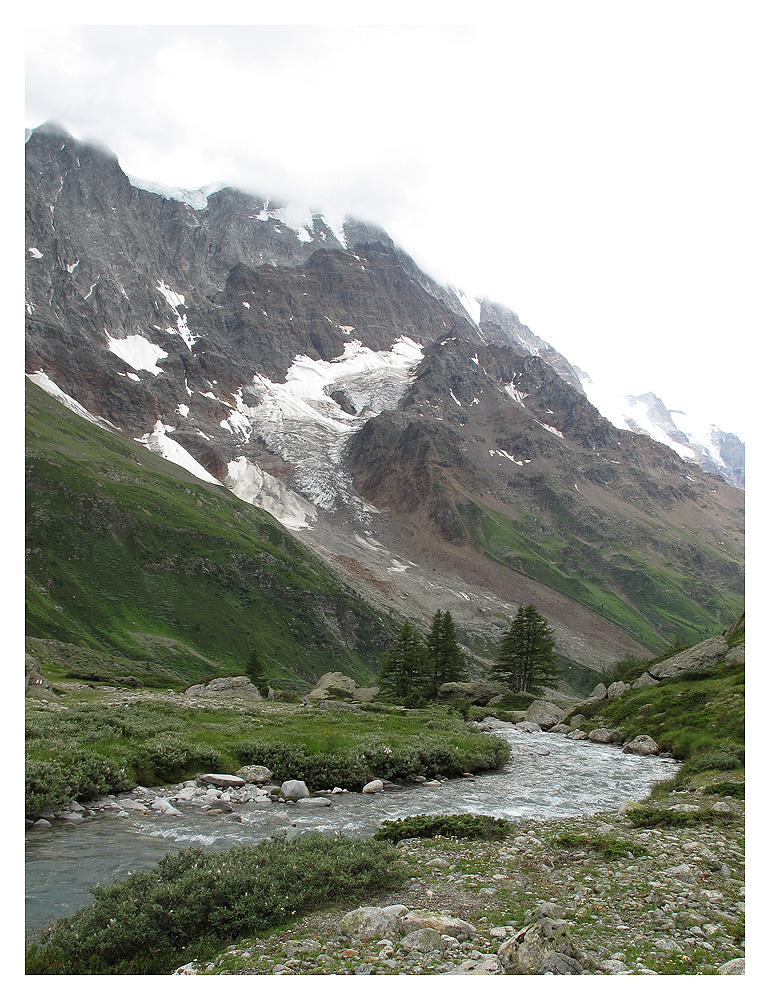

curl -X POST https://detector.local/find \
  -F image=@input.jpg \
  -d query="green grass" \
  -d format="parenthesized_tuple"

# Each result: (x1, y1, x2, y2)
(25, 697, 511, 815)
(26, 382, 396, 688)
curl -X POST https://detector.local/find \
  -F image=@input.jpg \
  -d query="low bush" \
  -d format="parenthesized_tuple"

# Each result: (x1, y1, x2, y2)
(374, 813, 510, 843)
(678, 745, 744, 779)
(701, 780, 744, 799)
(552, 832, 647, 859)
(626, 806, 736, 829)
(25, 833, 405, 975)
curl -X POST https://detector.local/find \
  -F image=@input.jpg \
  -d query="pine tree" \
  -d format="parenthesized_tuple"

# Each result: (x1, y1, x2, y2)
(491, 604, 559, 695)
(424, 609, 466, 697)
(379, 622, 429, 702)
(245, 650, 269, 694)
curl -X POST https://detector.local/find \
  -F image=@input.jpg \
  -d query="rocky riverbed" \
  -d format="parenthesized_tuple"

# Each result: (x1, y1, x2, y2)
(173, 782, 745, 976)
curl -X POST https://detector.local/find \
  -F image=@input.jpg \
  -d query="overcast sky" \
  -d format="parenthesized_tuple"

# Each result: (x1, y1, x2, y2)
(25, 7, 768, 440)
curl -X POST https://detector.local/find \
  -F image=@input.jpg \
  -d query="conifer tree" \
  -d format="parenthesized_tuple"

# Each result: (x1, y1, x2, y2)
(424, 609, 466, 697)
(491, 604, 559, 695)
(379, 622, 429, 702)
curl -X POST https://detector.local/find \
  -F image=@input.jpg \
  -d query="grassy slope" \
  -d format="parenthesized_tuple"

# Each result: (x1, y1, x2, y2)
(25, 382, 396, 688)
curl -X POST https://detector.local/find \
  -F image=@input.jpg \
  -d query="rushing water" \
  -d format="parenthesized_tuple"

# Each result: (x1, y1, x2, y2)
(25, 728, 678, 939)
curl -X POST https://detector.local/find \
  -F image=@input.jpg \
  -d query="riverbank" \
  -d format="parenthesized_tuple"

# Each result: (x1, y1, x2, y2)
(180, 779, 745, 976)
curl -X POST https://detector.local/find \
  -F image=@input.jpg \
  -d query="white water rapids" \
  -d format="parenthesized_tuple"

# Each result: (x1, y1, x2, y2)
(25, 728, 678, 938)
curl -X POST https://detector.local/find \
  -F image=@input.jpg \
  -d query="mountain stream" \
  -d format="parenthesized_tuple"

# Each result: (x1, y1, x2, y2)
(25, 728, 678, 939)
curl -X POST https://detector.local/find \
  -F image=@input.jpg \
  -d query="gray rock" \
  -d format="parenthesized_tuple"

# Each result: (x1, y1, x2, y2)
(712, 801, 732, 812)
(600, 959, 628, 973)
(295, 796, 332, 807)
(589, 682, 607, 700)
(281, 780, 309, 802)
(607, 681, 626, 699)
(340, 905, 406, 941)
(725, 644, 745, 666)
(531, 903, 567, 921)
(588, 728, 614, 743)
(351, 686, 380, 702)
(717, 958, 745, 974)
(632, 671, 659, 689)
(32, 818, 52, 828)
(622, 735, 659, 755)
(565, 729, 588, 740)
(648, 636, 728, 679)
(362, 779, 384, 794)
(436, 681, 502, 705)
(525, 700, 566, 728)
(400, 911, 476, 939)
(308, 671, 359, 699)
(400, 927, 442, 953)
(199, 773, 246, 788)
(515, 721, 542, 732)
(185, 675, 262, 699)
(282, 939, 322, 957)
(497, 926, 553, 975)
(570, 715, 585, 728)
(476, 716, 515, 731)
(443, 956, 500, 975)
(235, 765, 273, 784)
(549, 723, 571, 734)
(540, 952, 583, 975)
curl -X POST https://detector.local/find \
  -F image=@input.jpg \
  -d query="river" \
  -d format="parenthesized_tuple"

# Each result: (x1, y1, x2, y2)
(25, 728, 678, 939)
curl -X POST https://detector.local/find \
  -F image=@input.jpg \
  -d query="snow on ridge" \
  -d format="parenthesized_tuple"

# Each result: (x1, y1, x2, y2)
(27, 371, 122, 432)
(451, 287, 482, 326)
(106, 331, 168, 375)
(224, 456, 316, 530)
(135, 421, 221, 485)
(127, 175, 224, 210)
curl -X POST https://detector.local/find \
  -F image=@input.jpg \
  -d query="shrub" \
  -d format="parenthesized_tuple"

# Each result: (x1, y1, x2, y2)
(626, 806, 736, 829)
(25, 833, 405, 975)
(702, 780, 744, 799)
(374, 813, 510, 843)
(552, 832, 647, 859)
(679, 745, 744, 779)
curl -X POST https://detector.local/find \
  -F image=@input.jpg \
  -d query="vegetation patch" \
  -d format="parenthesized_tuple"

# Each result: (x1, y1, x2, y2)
(551, 831, 647, 859)
(626, 806, 736, 829)
(701, 780, 744, 799)
(374, 813, 511, 843)
(25, 834, 405, 975)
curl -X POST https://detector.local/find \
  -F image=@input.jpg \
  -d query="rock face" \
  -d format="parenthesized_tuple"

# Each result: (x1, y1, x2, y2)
(648, 636, 729, 679)
(525, 700, 566, 728)
(308, 671, 359, 700)
(622, 735, 659, 756)
(725, 644, 745, 666)
(185, 676, 262, 699)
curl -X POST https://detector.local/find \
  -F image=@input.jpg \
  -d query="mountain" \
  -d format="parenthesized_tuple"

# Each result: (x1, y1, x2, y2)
(25, 121, 744, 684)
(578, 373, 745, 490)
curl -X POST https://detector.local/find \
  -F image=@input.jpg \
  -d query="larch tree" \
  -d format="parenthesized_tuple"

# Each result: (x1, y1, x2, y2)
(491, 604, 559, 695)
(424, 609, 466, 697)
(379, 621, 429, 702)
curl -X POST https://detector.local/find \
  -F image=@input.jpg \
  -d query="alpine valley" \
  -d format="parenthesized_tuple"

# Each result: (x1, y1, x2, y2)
(25, 121, 745, 693)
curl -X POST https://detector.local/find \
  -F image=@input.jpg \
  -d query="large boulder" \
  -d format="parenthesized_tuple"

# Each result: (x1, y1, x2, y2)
(525, 700, 566, 728)
(622, 735, 659, 756)
(400, 928, 442, 953)
(589, 682, 607, 700)
(436, 681, 502, 705)
(351, 686, 380, 702)
(198, 773, 246, 788)
(648, 636, 729, 679)
(632, 672, 659, 689)
(281, 780, 310, 801)
(497, 920, 575, 975)
(235, 765, 273, 784)
(340, 904, 407, 941)
(400, 910, 476, 940)
(725, 644, 745, 667)
(606, 681, 626, 699)
(185, 676, 262, 699)
(308, 671, 358, 700)
(588, 728, 614, 744)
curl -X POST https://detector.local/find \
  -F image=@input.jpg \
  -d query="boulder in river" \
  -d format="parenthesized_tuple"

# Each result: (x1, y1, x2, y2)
(281, 780, 310, 801)
(622, 735, 659, 756)
(362, 779, 384, 794)
(525, 700, 566, 728)
(588, 728, 614, 744)
(198, 773, 246, 788)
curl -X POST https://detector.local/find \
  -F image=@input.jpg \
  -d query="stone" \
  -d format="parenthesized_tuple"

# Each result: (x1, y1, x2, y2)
(725, 644, 745, 666)
(712, 801, 732, 812)
(280, 780, 309, 802)
(400, 927, 442, 953)
(588, 728, 614, 743)
(515, 721, 542, 732)
(235, 765, 273, 784)
(607, 681, 626, 699)
(340, 905, 406, 941)
(549, 723, 570, 734)
(185, 675, 262, 699)
(32, 818, 52, 828)
(632, 672, 659, 689)
(436, 680, 502, 705)
(717, 958, 745, 974)
(525, 700, 566, 728)
(570, 715, 585, 728)
(295, 796, 332, 807)
(589, 682, 607, 700)
(199, 773, 246, 788)
(648, 636, 728, 679)
(362, 779, 384, 794)
(565, 729, 587, 740)
(497, 926, 551, 975)
(540, 952, 583, 975)
(400, 911, 477, 940)
(351, 686, 380, 702)
(531, 903, 567, 921)
(476, 717, 515, 731)
(622, 735, 659, 755)
(601, 959, 628, 973)
(282, 939, 322, 957)
(443, 956, 500, 975)
(308, 671, 359, 700)
(668, 803, 701, 812)
(173, 962, 200, 975)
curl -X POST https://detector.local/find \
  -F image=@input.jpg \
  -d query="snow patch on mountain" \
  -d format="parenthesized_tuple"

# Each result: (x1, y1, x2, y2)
(156, 282, 198, 351)
(134, 420, 221, 485)
(228, 337, 423, 511)
(127, 175, 224, 210)
(451, 287, 482, 326)
(106, 332, 168, 375)
(27, 371, 122, 432)
(224, 456, 317, 531)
